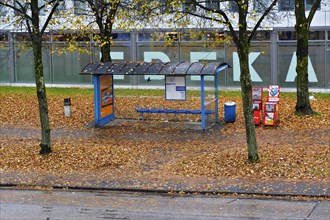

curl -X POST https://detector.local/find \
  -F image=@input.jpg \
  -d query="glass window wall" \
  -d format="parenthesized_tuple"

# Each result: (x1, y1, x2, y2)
(92, 42, 132, 85)
(253, 0, 269, 12)
(205, 0, 220, 11)
(0, 43, 10, 82)
(179, 42, 226, 87)
(182, 0, 196, 13)
(226, 42, 271, 87)
(14, 46, 51, 83)
(305, 0, 321, 10)
(51, 43, 91, 84)
(137, 41, 179, 86)
(325, 39, 329, 89)
(0, 29, 328, 89)
(279, 0, 295, 11)
(278, 42, 326, 88)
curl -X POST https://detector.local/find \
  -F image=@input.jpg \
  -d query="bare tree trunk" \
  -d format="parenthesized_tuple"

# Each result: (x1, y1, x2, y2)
(294, 0, 314, 115)
(30, 0, 52, 154)
(295, 34, 314, 115)
(33, 39, 51, 155)
(100, 41, 112, 63)
(238, 42, 259, 162)
(87, 0, 116, 63)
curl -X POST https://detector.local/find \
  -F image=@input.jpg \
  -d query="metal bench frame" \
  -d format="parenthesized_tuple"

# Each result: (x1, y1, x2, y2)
(136, 108, 215, 120)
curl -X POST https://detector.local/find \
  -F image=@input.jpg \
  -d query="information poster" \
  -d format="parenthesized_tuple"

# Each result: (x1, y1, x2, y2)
(100, 75, 114, 118)
(165, 76, 186, 101)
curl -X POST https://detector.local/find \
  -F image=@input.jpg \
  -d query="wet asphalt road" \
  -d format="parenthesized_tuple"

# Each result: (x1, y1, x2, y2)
(1, 189, 329, 220)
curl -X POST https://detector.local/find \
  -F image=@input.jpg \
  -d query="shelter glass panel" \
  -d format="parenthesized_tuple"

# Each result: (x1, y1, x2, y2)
(203, 75, 217, 128)
(277, 42, 326, 88)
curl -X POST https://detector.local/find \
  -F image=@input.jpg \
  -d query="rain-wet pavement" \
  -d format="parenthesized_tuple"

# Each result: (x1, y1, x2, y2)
(1, 188, 329, 220)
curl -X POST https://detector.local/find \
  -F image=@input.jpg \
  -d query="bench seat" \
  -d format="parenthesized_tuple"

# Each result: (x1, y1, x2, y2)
(136, 108, 214, 120)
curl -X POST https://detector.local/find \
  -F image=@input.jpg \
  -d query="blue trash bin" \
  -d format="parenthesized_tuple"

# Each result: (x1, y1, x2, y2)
(224, 102, 236, 123)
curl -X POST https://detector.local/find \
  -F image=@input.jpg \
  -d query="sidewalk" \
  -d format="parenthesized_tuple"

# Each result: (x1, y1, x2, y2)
(1, 169, 329, 197)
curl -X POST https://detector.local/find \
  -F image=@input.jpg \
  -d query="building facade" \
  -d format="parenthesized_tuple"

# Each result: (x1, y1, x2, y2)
(0, 1, 329, 89)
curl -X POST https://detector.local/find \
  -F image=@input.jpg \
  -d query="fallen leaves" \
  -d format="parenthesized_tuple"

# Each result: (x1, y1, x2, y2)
(0, 91, 329, 188)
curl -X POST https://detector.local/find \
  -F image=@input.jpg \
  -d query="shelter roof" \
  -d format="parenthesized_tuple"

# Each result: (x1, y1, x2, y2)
(81, 61, 229, 76)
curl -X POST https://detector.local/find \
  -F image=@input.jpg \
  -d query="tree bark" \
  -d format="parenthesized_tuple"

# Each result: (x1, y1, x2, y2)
(88, 0, 116, 63)
(32, 39, 51, 155)
(238, 40, 259, 162)
(294, 0, 314, 115)
(31, 0, 51, 154)
(100, 41, 112, 63)
(295, 33, 314, 115)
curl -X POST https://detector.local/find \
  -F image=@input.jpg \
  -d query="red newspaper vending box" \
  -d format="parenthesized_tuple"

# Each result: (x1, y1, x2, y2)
(263, 102, 278, 126)
(252, 86, 263, 125)
(252, 86, 263, 109)
(253, 102, 261, 125)
(266, 85, 280, 125)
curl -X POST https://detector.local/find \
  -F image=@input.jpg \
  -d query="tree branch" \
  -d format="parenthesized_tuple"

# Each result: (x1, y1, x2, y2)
(248, 0, 278, 43)
(306, 0, 321, 26)
(41, 0, 63, 35)
(188, 0, 239, 47)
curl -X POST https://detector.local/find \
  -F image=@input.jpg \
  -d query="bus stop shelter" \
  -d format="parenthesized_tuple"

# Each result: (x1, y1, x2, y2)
(80, 61, 229, 130)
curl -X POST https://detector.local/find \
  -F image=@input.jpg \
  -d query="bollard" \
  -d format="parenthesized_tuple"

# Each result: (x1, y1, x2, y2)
(64, 98, 72, 117)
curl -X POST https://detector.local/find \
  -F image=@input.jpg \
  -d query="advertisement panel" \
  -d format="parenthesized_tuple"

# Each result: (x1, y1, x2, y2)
(100, 75, 114, 118)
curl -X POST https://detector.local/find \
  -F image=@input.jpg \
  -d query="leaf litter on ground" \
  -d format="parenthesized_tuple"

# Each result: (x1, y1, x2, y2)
(0, 91, 329, 191)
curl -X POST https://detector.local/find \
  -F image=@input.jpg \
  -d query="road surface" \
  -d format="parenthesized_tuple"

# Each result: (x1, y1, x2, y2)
(1, 188, 329, 219)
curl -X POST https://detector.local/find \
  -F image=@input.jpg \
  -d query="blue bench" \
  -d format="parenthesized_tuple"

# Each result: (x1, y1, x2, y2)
(136, 108, 214, 120)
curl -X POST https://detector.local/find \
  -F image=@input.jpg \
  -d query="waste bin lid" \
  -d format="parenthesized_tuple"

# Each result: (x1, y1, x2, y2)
(224, 101, 236, 106)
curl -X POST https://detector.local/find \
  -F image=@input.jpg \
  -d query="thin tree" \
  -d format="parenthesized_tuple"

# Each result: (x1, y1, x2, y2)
(167, 0, 278, 162)
(0, 0, 63, 155)
(294, 0, 321, 115)
(70, 0, 152, 63)
(85, 0, 121, 62)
